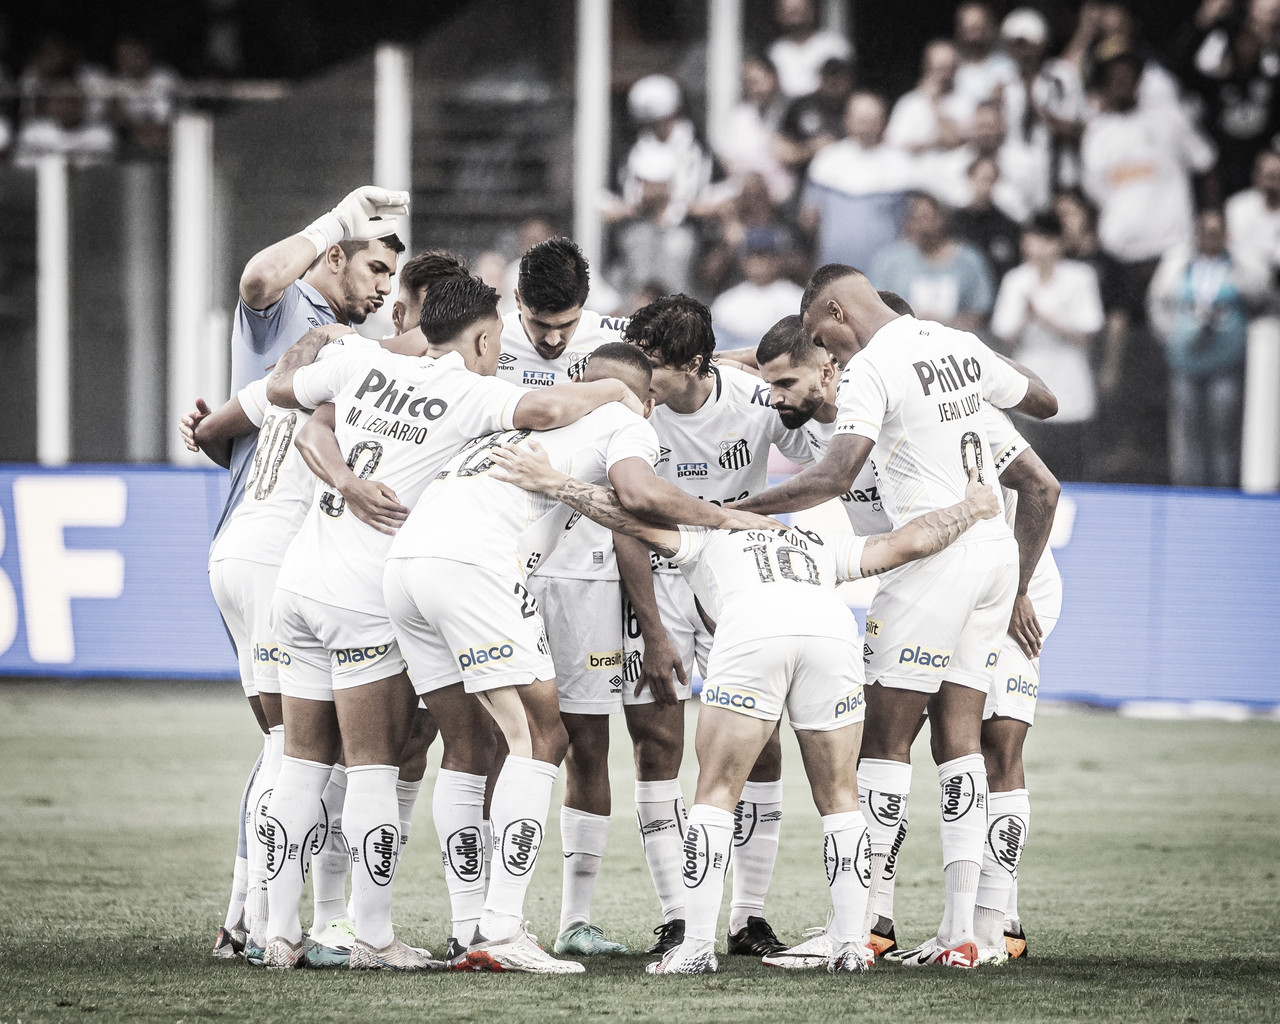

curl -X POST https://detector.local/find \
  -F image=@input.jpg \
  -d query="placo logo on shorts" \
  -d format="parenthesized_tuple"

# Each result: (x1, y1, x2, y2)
(252, 644, 279, 664)
(898, 645, 952, 670)
(677, 462, 709, 478)
(457, 642, 515, 671)
(522, 370, 556, 387)
(702, 685, 758, 710)
(1006, 675, 1038, 698)
(587, 649, 623, 670)
(834, 690, 865, 719)
(335, 644, 391, 667)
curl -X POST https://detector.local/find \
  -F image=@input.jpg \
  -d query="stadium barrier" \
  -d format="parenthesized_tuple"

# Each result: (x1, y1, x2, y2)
(0, 466, 1277, 708)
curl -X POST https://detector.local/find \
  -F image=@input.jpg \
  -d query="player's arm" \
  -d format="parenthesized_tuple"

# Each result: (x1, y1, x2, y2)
(510, 379, 644, 430)
(713, 345, 758, 370)
(998, 445, 1061, 658)
(184, 394, 258, 469)
(855, 468, 1000, 576)
(294, 403, 409, 536)
(731, 432, 873, 514)
(995, 352, 1058, 420)
(615, 533, 685, 705)
(264, 323, 355, 408)
(239, 185, 410, 310)
(608, 458, 782, 531)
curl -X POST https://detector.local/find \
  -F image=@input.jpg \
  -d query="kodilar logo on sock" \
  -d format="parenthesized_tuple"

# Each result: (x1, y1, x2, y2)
(824, 832, 840, 886)
(502, 818, 543, 876)
(867, 790, 905, 828)
(261, 813, 286, 881)
(854, 828, 872, 888)
(446, 826, 483, 882)
(941, 773, 976, 821)
(733, 800, 757, 848)
(682, 825, 709, 886)
(364, 824, 400, 886)
(309, 801, 331, 858)
(987, 814, 1025, 874)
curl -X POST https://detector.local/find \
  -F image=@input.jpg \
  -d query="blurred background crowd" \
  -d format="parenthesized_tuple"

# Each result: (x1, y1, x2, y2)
(2, 0, 1278, 487)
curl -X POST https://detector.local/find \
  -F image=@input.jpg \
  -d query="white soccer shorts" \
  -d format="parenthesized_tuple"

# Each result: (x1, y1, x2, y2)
(528, 576, 626, 715)
(210, 557, 283, 698)
(700, 634, 865, 732)
(620, 572, 709, 706)
(985, 562, 1063, 725)
(864, 535, 1019, 694)
(383, 556, 555, 697)
(269, 588, 405, 702)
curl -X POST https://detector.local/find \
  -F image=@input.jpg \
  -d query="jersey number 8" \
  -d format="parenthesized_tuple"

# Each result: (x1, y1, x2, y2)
(320, 440, 384, 518)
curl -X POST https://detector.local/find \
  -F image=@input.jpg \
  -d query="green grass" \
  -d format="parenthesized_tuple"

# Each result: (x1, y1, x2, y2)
(1, 681, 1278, 1023)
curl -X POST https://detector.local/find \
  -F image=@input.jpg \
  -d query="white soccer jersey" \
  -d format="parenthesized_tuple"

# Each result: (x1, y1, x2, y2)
(274, 349, 527, 614)
(651, 364, 811, 572)
(496, 308, 627, 580)
(389, 403, 659, 578)
(799, 415, 894, 536)
(672, 523, 867, 651)
(835, 315, 1029, 542)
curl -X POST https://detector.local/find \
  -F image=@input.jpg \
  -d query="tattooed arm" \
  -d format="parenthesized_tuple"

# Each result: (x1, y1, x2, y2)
(265, 323, 353, 407)
(856, 468, 1000, 577)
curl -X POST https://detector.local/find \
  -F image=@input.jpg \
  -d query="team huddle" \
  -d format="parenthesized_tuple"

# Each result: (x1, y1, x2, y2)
(184, 184, 1063, 976)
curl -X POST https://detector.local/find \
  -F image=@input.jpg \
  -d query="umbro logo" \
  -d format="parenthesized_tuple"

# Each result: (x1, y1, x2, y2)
(657, 445, 672, 464)
(642, 818, 675, 835)
(498, 352, 517, 366)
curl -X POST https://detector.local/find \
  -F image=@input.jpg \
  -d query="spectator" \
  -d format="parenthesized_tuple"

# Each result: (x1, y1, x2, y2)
(610, 144, 699, 297)
(767, 0, 853, 100)
(1066, 2, 1183, 113)
(709, 231, 804, 350)
(1148, 208, 1267, 486)
(700, 172, 805, 297)
(18, 32, 106, 123)
(952, 154, 1025, 284)
(952, 2, 1019, 108)
(13, 80, 115, 168)
(999, 7, 1088, 210)
(871, 191, 994, 333)
(1225, 148, 1280, 301)
(991, 212, 1105, 479)
(925, 100, 1040, 221)
(775, 56, 853, 175)
(716, 55, 795, 205)
(886, 40, 972, 154)
(108, 35, 179, 158)
(800, 91, 917, 272)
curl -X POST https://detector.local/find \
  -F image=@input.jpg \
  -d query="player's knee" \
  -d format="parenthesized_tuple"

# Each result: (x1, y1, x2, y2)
(530, 716, 569, 766)
(439, 723, 497, 775)
(565, 717, 610, 769)
(981, 742, 1024, 790)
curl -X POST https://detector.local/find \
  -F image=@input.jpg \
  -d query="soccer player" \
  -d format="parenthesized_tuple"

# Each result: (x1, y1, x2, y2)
(482, 439, 1001, 975)
(202, 184, 407, 959)
(733, 265, 1057, 968)
(383, 342, 774, 974)
(491, 238, 632, 955)
(258, 276, 641, 970)
(618, 295, 812, 958)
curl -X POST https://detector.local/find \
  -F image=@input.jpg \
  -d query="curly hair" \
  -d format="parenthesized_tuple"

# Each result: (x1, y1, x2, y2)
(622, 293, 715, 377)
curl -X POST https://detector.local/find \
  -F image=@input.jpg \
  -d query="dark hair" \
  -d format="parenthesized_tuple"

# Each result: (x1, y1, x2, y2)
(518, 237, 590, 313)
(1054, 187, 1098, 230)
(756, 314, 821, 367)
(338, 234, 406, 258)
(418, 275, 499, 342)
(623, 293, 715, 376)
(1026, 211, 1063, 238)
(583, 341, 654, 398)
(800, 263, 864, 315)
(877, 290, 915, 316)
(398, 250, 468, 303)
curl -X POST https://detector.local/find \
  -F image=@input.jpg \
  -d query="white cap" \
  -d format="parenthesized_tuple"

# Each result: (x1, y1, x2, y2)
(627, 140, 678, 184)
(628, 74, 681, 123)
(1001, 7, 1048, 44)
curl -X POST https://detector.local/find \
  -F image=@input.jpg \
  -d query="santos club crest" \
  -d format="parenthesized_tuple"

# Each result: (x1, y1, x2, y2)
(718, 438, 751, 470)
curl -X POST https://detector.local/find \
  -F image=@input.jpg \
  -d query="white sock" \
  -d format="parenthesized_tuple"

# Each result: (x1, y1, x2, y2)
(481, 819, 493, 891)
(858, 759, 912, 938)
(976, 789, 1029, 948)
(823, 811, 871, 944)
(345, 764, 401, 949)
(559, 807, 610, 933)
(728, 779, 782, 934)
(479, 756, 559, 942)
(682, 804, 735, 946)
(396, 777, 422, 854)
(635, 779, 688, 922)
(1006, 875, 1021, 932)
(264, 755, 332, 943)
(433, 769, 487, 941)
(222, 750, 262, 931)
(874, 809, 909, 923)
(246, 727, 285, 944)
(937, 753, 988, 947)
(311, 765, 349, 932)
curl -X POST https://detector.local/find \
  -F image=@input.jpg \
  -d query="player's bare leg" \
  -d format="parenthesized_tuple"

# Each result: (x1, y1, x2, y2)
(483, 723, 509, 890)
(976, 715, 1030, 962)
(728, 725, 786, 956)
(396, 706, 437, 856)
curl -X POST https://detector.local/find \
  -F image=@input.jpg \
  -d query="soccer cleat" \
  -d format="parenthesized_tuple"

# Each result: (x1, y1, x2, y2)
(262, 936, 306, 969)
(304, 918, 356, 968)
(645, 919, 686, 955)
(894, 936, 979, 969)
(726, 916, 787, 956)
(212, 925, 245, 959)
(554, 923, 628, 956)
(761, 924, 833, 970)
(466, 925, 586, 974)
(243, 938, 265, 968)
(977, 945, 1010, 966)
(1005, 925, 1028, 960)
(646, 944, 719, 975)
(443, 937, 473, 972)
(350, 938, 442, 971)
(869, 922, 898, 957)
(828, 940, 873, 974)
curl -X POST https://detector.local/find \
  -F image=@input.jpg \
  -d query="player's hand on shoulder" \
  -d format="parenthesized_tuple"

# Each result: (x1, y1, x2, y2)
(180, 398, 212, 453)
(614, 384, 645, 418)
(964, 466, 1000, 520)
(719, 508, 786, 532)
(342, 478, 410, 535)
(1008, 592, 1043, 659)
(488, 440, 559, 492)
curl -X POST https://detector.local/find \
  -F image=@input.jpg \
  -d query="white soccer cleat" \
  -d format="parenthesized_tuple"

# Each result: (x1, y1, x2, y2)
(645, 943, 720, 975)
(761, 925, 834, 970)
(305, 918, 356, 968)
(466, 924, 586, 974)
(827, 940, 874, 973)
(349, 937, 443, 971)
(894, 936, 979, 969)
(262, 936, 306, 969)
(976, 944, 1010, 966)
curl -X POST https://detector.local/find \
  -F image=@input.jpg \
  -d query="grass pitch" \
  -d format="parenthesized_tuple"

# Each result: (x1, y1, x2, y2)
(1, 681, 1278, 1023)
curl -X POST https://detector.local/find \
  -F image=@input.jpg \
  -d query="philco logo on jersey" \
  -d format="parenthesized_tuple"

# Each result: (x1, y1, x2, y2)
(335, 644, 392, 667)
(913, 354, 982, 396)
(587, 650, 623, 670)
(502, 818, 542, 876)
(522, 370, 556, 387)
(702, 685, 757, 710)
(1006, 675, 1038, 698)
(899, 645, 952, 670)
(353, 369, 450, 420)
(677, 462, 709, 478)
(718, 438, 751, 470)
(457, 642, 515, 671)
(364, 824, 399, 886)
(834, 691, 865, 718)
(445, 826, 483, 882)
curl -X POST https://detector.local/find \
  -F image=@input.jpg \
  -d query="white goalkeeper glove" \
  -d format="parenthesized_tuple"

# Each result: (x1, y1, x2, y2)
(300, 186, 410, 257)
